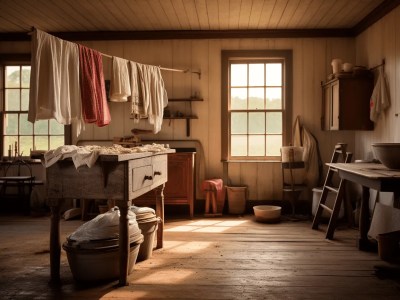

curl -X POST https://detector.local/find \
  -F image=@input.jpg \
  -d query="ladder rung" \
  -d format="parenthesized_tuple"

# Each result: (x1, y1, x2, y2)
(325, 186, 338, 193)
(320, 203, 333, 213)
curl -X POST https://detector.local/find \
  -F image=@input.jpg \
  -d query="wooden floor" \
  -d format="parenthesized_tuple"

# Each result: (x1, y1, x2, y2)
(0, 213, 399, 299)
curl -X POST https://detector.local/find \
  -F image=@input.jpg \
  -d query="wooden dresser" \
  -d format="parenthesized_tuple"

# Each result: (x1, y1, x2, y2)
(133, 151, 196, 218)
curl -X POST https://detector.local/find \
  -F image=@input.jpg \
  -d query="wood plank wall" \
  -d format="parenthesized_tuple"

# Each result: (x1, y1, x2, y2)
(355, 5, 400, 159)
(0, 36, 357, 203)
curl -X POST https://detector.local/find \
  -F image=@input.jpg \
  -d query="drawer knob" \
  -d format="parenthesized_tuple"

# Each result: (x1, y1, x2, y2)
(154, 171, 162, 176)
(143, 175, 153, 182)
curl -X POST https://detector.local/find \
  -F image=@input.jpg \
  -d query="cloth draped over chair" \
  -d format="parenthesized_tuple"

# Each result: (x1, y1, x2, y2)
(292, 116, 322, 191)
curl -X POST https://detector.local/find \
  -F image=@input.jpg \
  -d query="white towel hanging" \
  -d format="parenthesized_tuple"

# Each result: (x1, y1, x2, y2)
(370, 67, 390, 122)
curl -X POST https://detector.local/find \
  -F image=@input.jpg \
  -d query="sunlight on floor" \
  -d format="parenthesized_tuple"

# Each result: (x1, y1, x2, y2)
(165, 241, 213, 253)
(101, 290, 148, 299)
(165, 219, 249, 233)
(133, 269, 194, 284)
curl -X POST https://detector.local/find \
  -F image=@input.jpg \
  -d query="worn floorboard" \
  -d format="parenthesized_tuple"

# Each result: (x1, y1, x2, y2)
(0, 214, 399, 299)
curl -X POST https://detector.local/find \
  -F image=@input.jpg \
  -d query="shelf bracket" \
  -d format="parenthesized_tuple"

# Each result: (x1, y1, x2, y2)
(186, 118, 190, 137)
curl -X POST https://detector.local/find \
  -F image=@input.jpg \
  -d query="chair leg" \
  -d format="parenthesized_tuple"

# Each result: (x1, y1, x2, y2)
(211, 191, 217, 214)
(205, 191, 210, 214)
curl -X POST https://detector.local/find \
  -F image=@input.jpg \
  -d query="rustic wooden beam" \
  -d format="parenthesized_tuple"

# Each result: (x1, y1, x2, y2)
(0, 28, 353, 42)
(352, 0, 400, 35)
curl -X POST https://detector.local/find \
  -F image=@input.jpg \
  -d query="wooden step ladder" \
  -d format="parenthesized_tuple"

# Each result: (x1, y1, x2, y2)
(311, 143, 353, 239)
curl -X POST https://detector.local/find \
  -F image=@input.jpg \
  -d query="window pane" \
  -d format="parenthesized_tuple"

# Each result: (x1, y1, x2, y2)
(20, 136, 33, 156)
(50, 136, 64, 149)
(5, 66, 20, 88)
(266, 135, 282, 156)
(231, 64, 247, 86)
(50, 119, 64, 135)
(248, 88, 264, 109)
(34, 120, 49, 135)
(249, 112, 265, 134)
(231, 135, 247, 156)
(21, 66, 31, 88)
(4, 114, 18, 135)
(3, 136, 18, 156)
(5, 89, 20, 111)
(249, 135, 265, 156)
(20, 113, 33, 135)
(21, 89, 29, 111)
(35, 136, 49, 151)
(266, 112, 282, 134)
(266, 63, 282, 86)
(266, 87, 282, 109)
(249, 64, 264, 86)
(231, 112, 247, 134)
(230, 88, 247, 109)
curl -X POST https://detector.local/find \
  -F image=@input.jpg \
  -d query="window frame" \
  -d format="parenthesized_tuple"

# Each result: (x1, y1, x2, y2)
(1, 54, 71, 159)
(221, 50, 293, 162)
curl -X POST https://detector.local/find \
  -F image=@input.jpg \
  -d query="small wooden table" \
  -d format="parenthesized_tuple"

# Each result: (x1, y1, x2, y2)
(46, 150, 174, 286)
(327, 162, 400, 250)
(0, 176, 36, 212)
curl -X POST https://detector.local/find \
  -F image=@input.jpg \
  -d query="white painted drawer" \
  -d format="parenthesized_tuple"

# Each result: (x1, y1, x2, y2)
(131, 165, 153, 192)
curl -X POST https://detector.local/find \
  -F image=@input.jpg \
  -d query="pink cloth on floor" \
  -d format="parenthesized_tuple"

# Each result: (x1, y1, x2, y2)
(201, 179, 226, 212)
(78, 45, 111, 127)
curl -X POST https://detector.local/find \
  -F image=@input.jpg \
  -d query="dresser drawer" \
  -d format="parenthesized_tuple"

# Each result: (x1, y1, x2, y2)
(131, 165, 153, 192)
(151, 154, 168, 187)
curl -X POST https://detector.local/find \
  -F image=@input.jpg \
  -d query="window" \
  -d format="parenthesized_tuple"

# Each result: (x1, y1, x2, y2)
(1, 61, 67, 158)
(221, 50, 292, 161)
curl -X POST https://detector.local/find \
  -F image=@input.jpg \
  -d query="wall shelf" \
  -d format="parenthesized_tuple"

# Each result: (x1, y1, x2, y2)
(165, 98, 203, 136)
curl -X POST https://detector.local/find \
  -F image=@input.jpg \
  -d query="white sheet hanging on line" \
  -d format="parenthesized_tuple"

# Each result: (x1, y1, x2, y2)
(129, 61, 141, 123)
(136, 64, 168, 133)
(370, 68, 390, 122)
(29, 29, 83, 135)
(109, 56, 131, 102)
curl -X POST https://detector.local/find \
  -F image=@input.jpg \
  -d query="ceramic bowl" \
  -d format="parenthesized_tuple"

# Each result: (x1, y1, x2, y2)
(372, 143, 400, 169)
(253, 205, 281, 223)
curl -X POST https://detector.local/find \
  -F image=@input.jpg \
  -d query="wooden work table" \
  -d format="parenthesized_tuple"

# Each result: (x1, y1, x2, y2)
(46, 149, 174, 286)
(327, 162, 400, 250)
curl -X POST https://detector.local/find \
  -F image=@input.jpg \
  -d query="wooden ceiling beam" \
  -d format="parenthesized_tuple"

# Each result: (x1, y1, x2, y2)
(352, 0, 400, 35)
(0, 28, 354, 42)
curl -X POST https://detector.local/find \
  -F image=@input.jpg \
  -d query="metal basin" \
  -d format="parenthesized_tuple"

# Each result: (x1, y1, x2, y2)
(372, 143, 400, 169)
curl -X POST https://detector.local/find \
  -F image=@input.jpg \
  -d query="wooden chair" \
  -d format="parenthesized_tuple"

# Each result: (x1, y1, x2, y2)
(0, 159, 35, 213)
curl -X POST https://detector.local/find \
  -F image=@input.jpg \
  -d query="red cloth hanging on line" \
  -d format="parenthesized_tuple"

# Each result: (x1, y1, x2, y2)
(78, 45, 111, 127)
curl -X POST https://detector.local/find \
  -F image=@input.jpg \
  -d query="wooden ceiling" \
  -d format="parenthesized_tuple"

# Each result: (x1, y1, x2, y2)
(1, 0, 399, 40)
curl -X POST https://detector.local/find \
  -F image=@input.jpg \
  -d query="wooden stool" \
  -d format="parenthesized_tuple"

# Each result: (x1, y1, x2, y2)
(202, 179, 225, 217)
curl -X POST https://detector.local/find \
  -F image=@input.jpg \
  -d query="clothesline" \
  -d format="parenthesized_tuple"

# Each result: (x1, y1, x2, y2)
(28, 28, 201, 79)
(99, 52, 201, 79)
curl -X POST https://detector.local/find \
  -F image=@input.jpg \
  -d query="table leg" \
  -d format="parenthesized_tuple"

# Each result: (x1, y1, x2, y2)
(49, 198, 63, 284)
(115, 200, 130, 286)
(155, 184, 165, 249)
(358, 186, 371, 251)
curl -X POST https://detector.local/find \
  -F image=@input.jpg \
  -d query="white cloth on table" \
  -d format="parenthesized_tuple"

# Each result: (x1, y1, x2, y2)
(109, 56, 131, 102)
(370, 68, 390, 122)
(28, 29, 82, 136)
(44, 145, 100, 169)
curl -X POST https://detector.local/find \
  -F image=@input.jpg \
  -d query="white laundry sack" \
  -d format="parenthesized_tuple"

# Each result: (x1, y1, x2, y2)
(68, 207, 140, 244)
